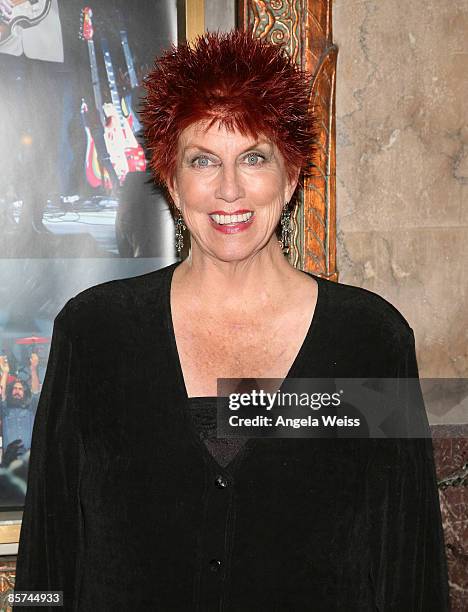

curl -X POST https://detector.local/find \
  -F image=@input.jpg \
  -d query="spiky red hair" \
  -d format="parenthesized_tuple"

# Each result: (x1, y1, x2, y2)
(140, 29, 317, 193)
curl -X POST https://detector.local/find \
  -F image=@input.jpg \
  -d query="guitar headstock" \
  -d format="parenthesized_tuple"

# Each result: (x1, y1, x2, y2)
(79, 7, 94, 41)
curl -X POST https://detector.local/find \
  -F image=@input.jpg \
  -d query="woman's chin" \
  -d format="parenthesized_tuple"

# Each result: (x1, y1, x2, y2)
(207, 247, 257, 263)
(190, 228, 279, 262)
(196, 239, 278, 263)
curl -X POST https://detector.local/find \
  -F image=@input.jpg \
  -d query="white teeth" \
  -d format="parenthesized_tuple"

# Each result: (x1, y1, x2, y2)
(210, 212, 253, 225)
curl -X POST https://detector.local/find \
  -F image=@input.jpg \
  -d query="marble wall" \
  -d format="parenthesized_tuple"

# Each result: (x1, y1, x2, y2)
(333, 0, 468, 383)
(333, 3, 468, 606)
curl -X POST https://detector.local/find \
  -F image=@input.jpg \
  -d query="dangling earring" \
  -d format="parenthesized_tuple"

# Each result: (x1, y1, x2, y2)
(279, 202, 291, 254)
(175, 208, 186, 254)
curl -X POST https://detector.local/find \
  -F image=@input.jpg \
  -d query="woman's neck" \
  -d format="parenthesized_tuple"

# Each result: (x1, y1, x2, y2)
(172, 238, 303, 317)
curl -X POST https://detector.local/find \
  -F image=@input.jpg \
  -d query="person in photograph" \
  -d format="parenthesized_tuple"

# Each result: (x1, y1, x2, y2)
(0, 354, 40, 459)
(13, 30, 449, 611)
(0, 0, 74, 233)
(0, 352, 41, 454)
(0, 0, 121, 237)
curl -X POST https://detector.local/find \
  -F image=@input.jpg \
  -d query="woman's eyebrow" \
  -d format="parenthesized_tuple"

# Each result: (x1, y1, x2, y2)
(183, 141, 273, 155)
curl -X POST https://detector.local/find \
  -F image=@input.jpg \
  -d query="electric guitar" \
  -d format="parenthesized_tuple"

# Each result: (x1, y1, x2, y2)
(0, 0, 51, 46)
(79, 7, 105, 125)
(100, 36, 146, 175)
(80, 7, 128, 186)
(80, 99, 110, 190)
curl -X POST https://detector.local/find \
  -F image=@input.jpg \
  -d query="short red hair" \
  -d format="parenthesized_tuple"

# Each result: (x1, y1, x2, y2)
(141, 29, 317, 191)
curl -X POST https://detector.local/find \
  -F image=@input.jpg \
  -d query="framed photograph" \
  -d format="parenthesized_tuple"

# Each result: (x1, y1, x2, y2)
(0, 0, 201, 546)
(0, 0, 187, 261)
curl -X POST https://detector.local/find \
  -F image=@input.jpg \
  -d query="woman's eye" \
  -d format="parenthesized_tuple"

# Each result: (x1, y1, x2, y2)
(244, 153, 265, 166)
(191, 155, 215, 168)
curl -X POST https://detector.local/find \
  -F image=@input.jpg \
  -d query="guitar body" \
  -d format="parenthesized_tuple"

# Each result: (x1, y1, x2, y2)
(125, 146, 146, 173)
(102, 102, 148, 179)
(84, 124, 104, 189)
(118, 109, 146, 173)
(0, 0, 52, 46)
(80, 101, 111, 191)
(121, 93, 142, 134)
(102, 104, 130, 184)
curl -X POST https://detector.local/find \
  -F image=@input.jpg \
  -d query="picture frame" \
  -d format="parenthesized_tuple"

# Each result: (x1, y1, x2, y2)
(0, 0, 201, 554)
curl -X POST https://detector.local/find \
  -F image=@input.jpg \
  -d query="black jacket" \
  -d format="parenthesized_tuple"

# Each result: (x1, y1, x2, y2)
(14, 261, 450, 611)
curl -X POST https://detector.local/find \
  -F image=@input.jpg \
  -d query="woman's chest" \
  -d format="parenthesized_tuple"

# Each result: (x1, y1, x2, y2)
(173, 314, 310, 397)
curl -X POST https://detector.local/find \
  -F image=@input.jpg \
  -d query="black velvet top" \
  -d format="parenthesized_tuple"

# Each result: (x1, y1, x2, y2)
(186, 397, 248, 468)
(13, 261, 450, 611)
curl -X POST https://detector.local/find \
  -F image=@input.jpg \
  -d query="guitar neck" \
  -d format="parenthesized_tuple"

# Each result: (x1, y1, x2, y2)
(100, 37, 125, 127)
(120, 30, 138, 89)
(87, 40, 105, 126)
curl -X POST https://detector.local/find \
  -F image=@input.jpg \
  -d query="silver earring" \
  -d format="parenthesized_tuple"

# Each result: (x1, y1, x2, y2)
(175, 209, 186, 254)
(279, 203, 291, 254)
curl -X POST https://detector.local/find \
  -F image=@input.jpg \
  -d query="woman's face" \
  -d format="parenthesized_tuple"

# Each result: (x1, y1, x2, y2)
(168, 121, 298, 262)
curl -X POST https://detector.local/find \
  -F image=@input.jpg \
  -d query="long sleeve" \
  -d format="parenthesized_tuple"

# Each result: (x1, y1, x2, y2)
(14, 302, 85, 611)
(367, 329, 450, 611)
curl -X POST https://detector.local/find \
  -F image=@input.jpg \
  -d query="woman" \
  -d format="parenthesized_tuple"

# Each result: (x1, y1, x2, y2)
(14, 31, 449, 611)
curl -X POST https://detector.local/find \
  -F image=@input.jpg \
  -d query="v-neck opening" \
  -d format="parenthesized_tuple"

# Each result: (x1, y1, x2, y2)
(185, 395, 250, 471)
(163, 260, 325, 471)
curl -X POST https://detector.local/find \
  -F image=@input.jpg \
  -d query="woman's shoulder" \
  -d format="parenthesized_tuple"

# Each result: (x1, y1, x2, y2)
(312, 274, 414, 348)
(55, 262, 177, 328)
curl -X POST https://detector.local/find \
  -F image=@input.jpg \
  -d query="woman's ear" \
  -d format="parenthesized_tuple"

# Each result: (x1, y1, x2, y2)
(166, 176, 180, 209)
(284, 167, 301, 204)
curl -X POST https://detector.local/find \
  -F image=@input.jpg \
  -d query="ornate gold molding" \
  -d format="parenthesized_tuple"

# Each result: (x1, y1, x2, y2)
(242, 0, 337, 279)
(0, 557, 17, 610)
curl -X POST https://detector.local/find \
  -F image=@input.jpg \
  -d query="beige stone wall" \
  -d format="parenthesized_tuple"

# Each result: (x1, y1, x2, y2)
(333, 0, 468, 383)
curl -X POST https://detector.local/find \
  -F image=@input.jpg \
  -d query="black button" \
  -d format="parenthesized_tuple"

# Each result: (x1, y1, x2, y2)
(209, 559, 222, 572)
(214, 475, 229, 489)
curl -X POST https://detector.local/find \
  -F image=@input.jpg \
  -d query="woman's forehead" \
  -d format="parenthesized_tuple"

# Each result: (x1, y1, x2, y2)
(178, 120, 274, 153)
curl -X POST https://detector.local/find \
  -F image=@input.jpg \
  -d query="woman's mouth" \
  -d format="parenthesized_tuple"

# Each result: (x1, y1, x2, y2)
(208, 211, 254, 234)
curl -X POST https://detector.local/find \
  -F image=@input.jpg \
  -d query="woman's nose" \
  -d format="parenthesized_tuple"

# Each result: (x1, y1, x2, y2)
(215, 166, 245, 202)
